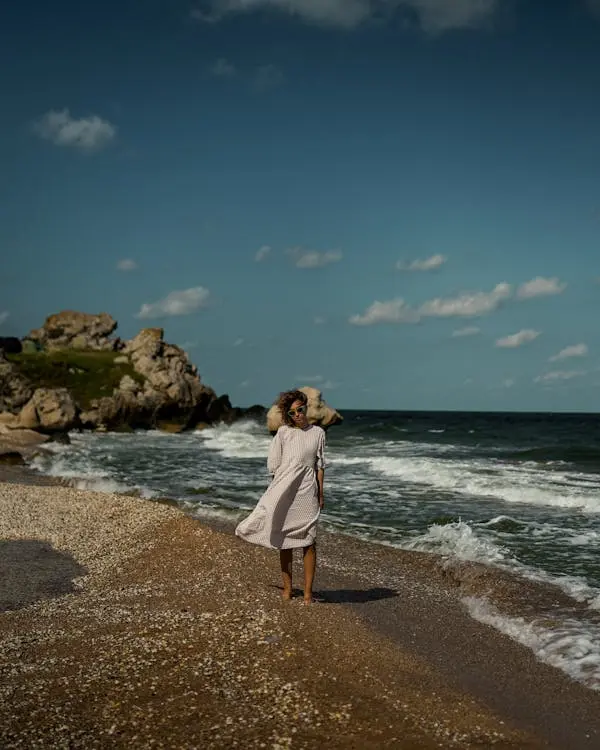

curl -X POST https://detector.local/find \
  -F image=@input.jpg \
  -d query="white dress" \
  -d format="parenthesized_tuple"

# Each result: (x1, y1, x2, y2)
(235, 425, 326, 550)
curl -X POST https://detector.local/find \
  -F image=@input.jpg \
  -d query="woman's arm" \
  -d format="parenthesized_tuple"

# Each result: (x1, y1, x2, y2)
(267, 429, 283, 476)
(317, 468, 325, 509)
(316, 430, 326, 509)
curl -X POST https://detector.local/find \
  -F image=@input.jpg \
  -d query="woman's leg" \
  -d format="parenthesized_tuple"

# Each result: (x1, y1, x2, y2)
(302, 543, 316, 603)
(280, 548, 293, 600)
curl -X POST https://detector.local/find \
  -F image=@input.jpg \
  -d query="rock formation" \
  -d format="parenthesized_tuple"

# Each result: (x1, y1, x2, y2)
(266, 386, 343, 433)
(17, 388, 78, 433)
(0, 311, 344, 439)
(27, 311, 120, 351)
(76, 327, 225, 431)
(0, 352, 33, 413)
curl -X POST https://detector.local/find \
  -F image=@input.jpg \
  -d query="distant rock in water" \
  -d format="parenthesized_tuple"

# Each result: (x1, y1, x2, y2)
(266, 386, 343, 433)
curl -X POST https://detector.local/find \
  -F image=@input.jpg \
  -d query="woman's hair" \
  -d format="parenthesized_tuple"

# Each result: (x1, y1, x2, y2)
(277, 389, 308, 428)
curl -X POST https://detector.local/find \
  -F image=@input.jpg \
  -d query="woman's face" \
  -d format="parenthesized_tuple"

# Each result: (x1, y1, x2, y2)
(288, 399, 309, 427)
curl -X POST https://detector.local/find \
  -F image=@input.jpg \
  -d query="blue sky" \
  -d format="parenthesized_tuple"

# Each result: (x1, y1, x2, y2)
(2, 0, 600, 411)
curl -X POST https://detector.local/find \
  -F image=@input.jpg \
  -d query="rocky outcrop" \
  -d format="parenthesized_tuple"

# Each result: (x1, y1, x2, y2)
(27, 311, 120, 351)
(0, 311, 342, 437)
(0, 423, 49, 463)
(0, 352, 33, 413)
(79, 328, 231, 431)
(266, 387, 343, 433)
(17, 388, 78, 433)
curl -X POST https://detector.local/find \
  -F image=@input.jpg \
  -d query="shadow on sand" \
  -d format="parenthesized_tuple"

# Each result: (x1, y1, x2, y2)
(272, 585, 399, 604)
(0, 540, 87, 613)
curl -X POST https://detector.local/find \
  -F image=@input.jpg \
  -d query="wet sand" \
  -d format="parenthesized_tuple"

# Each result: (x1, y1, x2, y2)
(0, 472, 599, 748)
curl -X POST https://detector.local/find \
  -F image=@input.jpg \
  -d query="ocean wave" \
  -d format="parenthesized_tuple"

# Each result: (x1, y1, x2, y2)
(332, 453, 600, 513)
(464, 596, 600, 692)
(402, 521, 511, 565)
(195, 420, 271, 459)
(499, 445, 600, 468)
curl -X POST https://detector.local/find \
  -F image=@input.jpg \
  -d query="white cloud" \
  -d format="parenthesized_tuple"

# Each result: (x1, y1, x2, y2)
(287, 247, 343, 269)
(252, 64, 285, 92)
(117, 258, 138, 271)
(33, 109, 116, 152)
(233, 338, 244, 347)
(396, 253, 447, 271)
(549, 343, 588, 362)
(535, 370, 587, 384)
(0, 311, 9, 327)
(350, 298, 418, 326)
(452, 326, 480, 337)
(502, 378, 516, 388)
(495, 329, 540, 349)
(296, 375, 324, 383)
(350, 283, 511, 326)
(209, 57, 237, 76)
(240, 380, 251, 388)
(313, 316, 326, 325)
(191, 0, 500, 32)
(192, 0, 373, 28)
(254, 245, 271, 262)
(349, 272, 567, 328)
(401, 0, 499, 34)
(135, 286, 210, 319)
(419, 282, 512, 318)
(516, 276, 566, 300)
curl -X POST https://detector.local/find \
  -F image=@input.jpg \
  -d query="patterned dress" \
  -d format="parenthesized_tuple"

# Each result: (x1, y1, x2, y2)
(235, 425, 326, 550)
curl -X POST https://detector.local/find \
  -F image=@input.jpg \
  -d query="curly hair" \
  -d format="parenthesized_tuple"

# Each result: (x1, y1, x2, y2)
(277, 389, 308, 428)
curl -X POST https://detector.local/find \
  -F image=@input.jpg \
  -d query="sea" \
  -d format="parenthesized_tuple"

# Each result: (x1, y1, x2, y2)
(29, 410, 600, 692)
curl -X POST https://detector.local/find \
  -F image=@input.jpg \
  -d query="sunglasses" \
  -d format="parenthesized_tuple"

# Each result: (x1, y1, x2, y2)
(288, 405, 307, 417)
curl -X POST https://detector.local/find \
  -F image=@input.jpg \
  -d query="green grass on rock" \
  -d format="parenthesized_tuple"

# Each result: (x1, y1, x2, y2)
(7, 350, 146, 409)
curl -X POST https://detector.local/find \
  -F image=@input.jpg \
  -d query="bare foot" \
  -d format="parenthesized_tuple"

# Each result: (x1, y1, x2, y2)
(302, 596, 316, 606)
(281, 589, 293, 601)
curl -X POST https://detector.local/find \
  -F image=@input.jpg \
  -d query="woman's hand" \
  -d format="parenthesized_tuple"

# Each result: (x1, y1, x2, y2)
(319, 494, 324, 510)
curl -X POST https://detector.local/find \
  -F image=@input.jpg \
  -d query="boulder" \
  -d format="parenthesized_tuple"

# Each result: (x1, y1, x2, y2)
(27, 310, 120, 351)
(0, 337, 22, 355)
(123, 328, 163, 359)
(121, 327, 230, 428)
(0, 353, 33, 413)
(0, 412, 19, 428)
(266, 387, 343, 433)
(18, 388, 78, 432)
(0, 425, 49, 460)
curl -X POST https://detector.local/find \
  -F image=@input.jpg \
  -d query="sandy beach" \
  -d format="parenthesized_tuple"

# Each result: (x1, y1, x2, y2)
(1, 475, 599, 749)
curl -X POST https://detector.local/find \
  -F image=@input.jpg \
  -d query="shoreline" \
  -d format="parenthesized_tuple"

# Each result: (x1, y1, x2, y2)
(0, 468, 599, 747)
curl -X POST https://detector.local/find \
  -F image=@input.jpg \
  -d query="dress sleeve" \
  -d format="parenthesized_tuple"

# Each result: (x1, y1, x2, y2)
(316, 429, 326, 470)
(267, 429, 284, 475)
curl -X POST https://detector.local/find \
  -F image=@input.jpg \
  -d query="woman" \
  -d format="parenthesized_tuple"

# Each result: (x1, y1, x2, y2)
(235, 390, 326, 605)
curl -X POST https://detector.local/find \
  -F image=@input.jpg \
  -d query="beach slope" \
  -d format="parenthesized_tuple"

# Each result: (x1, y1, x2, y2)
(0, 482, 581, 749)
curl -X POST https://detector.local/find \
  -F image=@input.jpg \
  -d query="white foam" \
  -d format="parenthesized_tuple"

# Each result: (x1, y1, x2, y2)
(464, 596, 600, 691)
(402, 521, 510, 565)
(333, 453, 600, 513)
(195, 421, 271, 459)
(30, 446, 133, 495)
